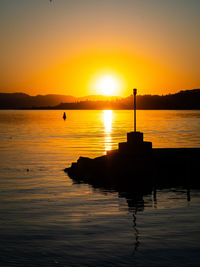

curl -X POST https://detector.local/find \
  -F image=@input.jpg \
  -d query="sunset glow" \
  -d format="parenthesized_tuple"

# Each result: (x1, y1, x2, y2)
(96, 76, 118, 96)
(0, 1, 200, 96)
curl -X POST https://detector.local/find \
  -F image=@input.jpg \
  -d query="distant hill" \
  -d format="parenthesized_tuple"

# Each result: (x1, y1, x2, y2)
(0, 93, 120, 109)
(0, 89, 200, 109)
(123, 89, 200, 110)
(0, 93, 76, 109)
(52, 89, 200, 110)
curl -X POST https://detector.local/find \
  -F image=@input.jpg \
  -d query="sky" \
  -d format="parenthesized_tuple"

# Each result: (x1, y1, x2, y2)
(0, 0, 200, 97)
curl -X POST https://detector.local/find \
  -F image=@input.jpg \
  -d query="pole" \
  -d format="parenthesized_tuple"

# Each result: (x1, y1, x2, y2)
(133, 89, 137, 132)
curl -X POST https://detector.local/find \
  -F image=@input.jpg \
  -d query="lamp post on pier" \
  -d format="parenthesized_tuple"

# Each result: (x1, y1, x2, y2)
(133, 88, 137, 132)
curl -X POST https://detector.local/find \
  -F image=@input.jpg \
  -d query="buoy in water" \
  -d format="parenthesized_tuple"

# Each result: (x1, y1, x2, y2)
(63, 112, 66, 120)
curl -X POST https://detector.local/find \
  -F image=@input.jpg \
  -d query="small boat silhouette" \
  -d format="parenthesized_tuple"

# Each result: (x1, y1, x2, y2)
(63, 112, 66, 120)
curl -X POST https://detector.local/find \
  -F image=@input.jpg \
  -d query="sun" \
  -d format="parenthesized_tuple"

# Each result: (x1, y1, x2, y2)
(96, 75, 118, 96)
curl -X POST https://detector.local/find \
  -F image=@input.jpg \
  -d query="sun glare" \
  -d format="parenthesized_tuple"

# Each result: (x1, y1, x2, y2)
(103, 110, 113, 152)
(97, 75, 118, 96)
(103, 110, 113, 132)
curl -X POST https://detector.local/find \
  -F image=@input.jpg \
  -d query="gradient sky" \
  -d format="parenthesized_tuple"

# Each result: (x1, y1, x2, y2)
(0, 0, 200, 96)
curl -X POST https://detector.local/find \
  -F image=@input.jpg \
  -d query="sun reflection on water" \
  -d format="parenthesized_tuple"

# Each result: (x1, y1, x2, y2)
(103, 110, 113, 152)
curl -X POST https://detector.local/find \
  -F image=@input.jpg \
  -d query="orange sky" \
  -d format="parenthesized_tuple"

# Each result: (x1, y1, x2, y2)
(0, 0, 200, 96)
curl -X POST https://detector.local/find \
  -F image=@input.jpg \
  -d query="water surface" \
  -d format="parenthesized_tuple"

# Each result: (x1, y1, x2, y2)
(0, 110, 200, 266)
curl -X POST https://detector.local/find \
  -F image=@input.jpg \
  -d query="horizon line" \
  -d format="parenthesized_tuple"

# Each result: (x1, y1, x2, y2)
(0, 88, 200, 98)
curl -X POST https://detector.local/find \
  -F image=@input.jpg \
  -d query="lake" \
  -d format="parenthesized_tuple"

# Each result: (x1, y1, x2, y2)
(0, 110, 200, 266)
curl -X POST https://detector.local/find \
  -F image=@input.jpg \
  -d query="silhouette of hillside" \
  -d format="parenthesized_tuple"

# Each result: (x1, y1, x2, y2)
(0, 93, 120, 109)
(0, 89, 199, 110)
(0, 93, 76, 109)
(52, 89, 200, 110)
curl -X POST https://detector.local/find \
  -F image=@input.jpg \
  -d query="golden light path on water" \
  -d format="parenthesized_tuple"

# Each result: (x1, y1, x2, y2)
(103, 110, 113, 152)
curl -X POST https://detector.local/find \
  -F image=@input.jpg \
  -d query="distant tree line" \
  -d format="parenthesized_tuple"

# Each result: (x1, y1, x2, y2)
(50, 89, 200, 110)
(0, 89, 200, 110)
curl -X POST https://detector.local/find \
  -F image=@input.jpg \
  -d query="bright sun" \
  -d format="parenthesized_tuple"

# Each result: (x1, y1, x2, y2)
(97, 75, 118, 96)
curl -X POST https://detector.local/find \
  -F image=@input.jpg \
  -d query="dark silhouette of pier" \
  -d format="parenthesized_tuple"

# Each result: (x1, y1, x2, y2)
(65, 89, 200, 194)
